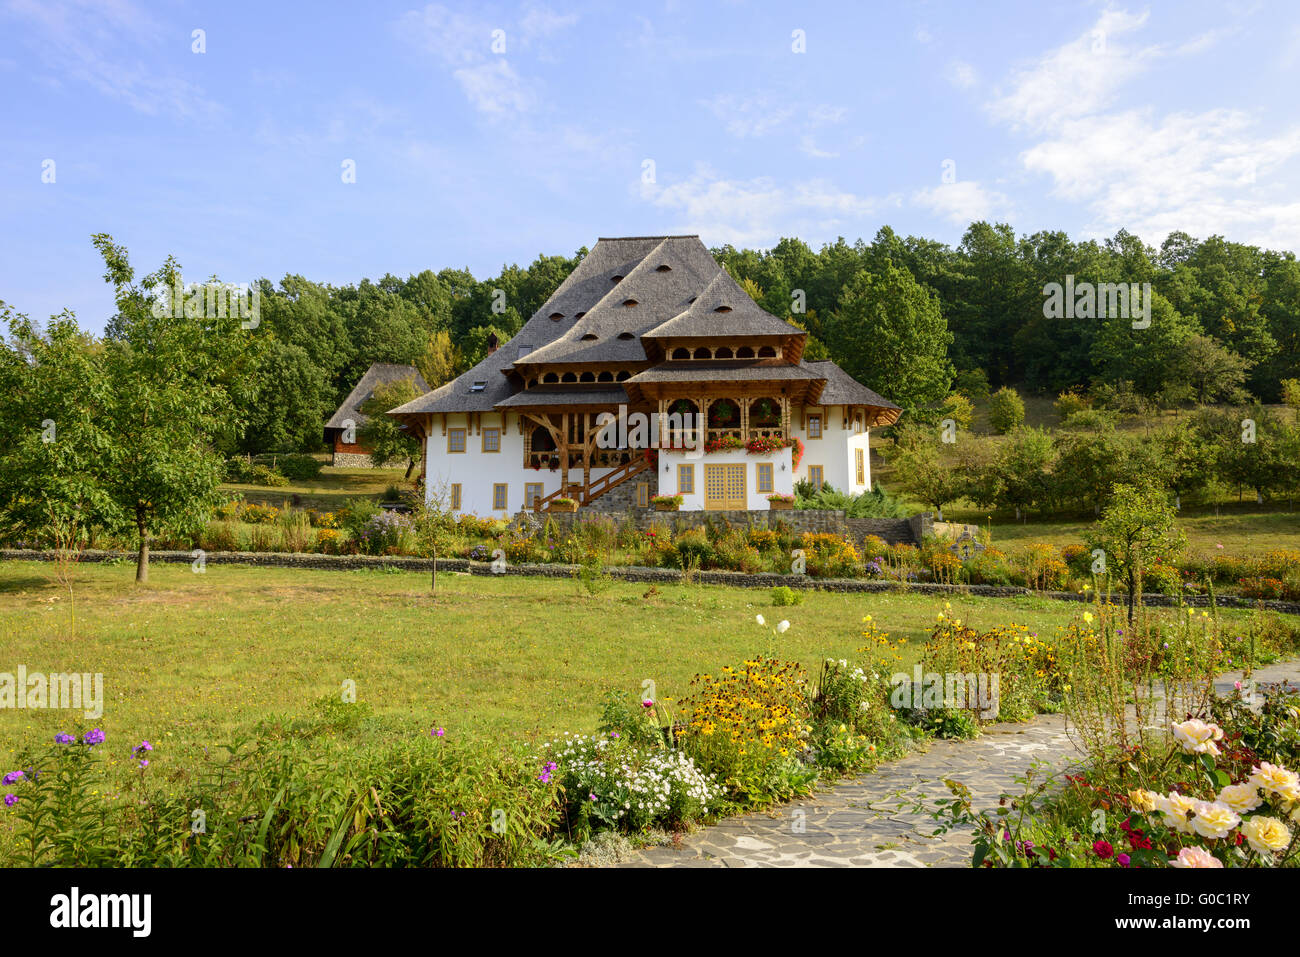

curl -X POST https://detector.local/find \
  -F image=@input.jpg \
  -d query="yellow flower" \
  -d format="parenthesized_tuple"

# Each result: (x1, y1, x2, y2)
(1190, 801, 1240, 840)
(1217, 783, 1263, 814)
(1171, 719, 1224, 757)
(1249, 762, 1300, 802)
(1240, 816, 1291, 855)
(1082, 612, 1094, 624)
(1128, 789, 1161, 813)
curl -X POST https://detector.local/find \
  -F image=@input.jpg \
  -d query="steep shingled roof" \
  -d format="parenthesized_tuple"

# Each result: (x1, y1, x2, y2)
(326, 362, 429, 431)
(388, 237, 899, 423)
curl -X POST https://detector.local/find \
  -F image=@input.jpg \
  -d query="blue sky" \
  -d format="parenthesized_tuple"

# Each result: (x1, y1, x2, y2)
(4, 0, 1300, 333)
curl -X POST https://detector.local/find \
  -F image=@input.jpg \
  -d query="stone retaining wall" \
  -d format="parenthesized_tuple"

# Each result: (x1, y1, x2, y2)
(5, 548, 1299, 615)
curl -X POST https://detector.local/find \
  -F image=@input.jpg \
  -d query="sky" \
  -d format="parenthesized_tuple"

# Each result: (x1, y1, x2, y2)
(3, 0, 1300, 334)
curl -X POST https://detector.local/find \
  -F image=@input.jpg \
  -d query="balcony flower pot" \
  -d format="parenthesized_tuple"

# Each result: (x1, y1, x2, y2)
(651, 494, 683, 511)
(548, 498, 578, 513)
(767, 494, 794, 511)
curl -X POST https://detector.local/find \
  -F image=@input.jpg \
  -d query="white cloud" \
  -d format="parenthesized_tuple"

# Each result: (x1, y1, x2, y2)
(913, 181, 1009, 225)
(989, 8, 1155, 132)
(2, 0, 220, 118)
(945, 60, 977, 90)
(988, 7, 1300, 250)
(453, 60, 532, 115)
(397, 3, 539, 117)
(641, 166, 885, 247)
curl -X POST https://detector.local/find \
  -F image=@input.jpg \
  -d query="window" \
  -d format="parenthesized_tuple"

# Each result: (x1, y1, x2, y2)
(481, 427, 500, 453)
(855, 448, 865, 485)
(525, 483, 543, 509)
(713, 305, 733, 313)
(756, 462, 773, 493)
(636, 482, 649, 508)
(492, 484, 508, 510)
(448, 428, 466, 453)
(517, 345, 532, 357)
(678, 464, 694, 495)
(808, 465, 824, 490)
(807, 414, 822, 439)
(450, 484, 462, 511)
(469, 381, 486, 393)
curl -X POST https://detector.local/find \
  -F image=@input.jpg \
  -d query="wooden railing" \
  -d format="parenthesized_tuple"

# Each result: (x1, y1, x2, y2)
(532, 454, 652, 510)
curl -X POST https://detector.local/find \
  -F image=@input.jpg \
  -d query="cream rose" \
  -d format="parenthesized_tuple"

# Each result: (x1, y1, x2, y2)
(1171, 719, 1224, 756)
(1217, 783, 1263, 814)
(1190, 801, 1240, 840)
(1249, 762, 1300, 803)
(1240, 815, 1291, 855)
(1157, 791, 1198, 833)
(1170, 846, 1223, 868)
(1129, 789, 1161, 813)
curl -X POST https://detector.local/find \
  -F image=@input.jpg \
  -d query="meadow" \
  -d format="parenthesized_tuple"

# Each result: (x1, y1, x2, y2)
(3, 558, 1292, 756)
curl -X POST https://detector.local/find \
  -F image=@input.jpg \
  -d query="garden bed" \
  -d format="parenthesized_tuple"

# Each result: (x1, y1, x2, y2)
(6, 548, 1300, 615)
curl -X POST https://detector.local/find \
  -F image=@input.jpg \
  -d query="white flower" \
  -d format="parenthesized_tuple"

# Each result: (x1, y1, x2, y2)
(776, 620, 790, 634)
(756, 614, 766, 626)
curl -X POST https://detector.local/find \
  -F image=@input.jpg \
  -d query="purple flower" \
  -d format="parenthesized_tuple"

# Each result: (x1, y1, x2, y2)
(131, 740, 153, 754)
(138, 759, 149, 769)
(54, 733, 75, 744)
(3, 794, 15, 808)
(609, 731, 620, 739)
(589, 793, 598, 802)
(641, 699, 654, 709)
(83, 728, 105, 746)
(2, 771, 23, 785)
(431, 727, 445, 738)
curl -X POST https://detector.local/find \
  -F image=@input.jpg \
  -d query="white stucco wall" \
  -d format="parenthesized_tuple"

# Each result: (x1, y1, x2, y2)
(658, 447, 794, 510)
(423, 405, 875, 513)
(423, 412, 615, 516)
(789, 405, 872, 493)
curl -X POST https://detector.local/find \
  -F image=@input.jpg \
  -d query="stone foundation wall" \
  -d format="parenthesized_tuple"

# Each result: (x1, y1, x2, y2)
(331, 451, 375, 468)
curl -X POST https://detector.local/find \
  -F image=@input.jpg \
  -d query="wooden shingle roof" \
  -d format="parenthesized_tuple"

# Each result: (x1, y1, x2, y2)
(387, 236, 899, 423)
(326, 362, 429, 431)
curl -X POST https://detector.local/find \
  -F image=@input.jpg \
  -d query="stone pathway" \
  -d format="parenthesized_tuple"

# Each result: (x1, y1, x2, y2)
(618, 660, 1299, 868)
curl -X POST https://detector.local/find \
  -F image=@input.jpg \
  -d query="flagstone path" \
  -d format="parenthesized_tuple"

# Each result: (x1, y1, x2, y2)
(618, 660, 1299, 868)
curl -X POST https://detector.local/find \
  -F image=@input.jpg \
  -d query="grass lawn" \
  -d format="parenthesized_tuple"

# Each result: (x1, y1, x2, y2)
(3, 560, 1293, 768)
(221, 464, 410, 510)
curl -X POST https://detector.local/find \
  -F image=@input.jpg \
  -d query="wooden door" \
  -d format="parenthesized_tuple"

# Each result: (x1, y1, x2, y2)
(704, 463, 746, 509)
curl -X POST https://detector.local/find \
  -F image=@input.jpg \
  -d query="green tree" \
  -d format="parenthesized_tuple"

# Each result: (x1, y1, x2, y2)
(92, 235, 252, 582)
(359, 378, 426, 476)
(991, 427, 1055, 520)
(986, 386, 1025, 434)
(893, 442, 963, 520)
(1086, 484, 1185, 622)
(826, 263, 954, 412)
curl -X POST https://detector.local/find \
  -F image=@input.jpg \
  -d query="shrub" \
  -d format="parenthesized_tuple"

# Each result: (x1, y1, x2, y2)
(274, 454, 324, 481)
(357, 510, 415, 556)
(666, 528, 714, 570)
(339, 498, 381, 538)
(251, 464, 290, 487)
(198, 519, 240, 552)
(1054, 390, 1090, 420)
(799, 532, 860, 578)
(771, 585, 804, 607)
(543, 733, 720, 840)
(988, 387, 1026, 434)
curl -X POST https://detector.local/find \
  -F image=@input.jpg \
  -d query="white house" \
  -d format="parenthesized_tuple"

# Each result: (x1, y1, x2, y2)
(389, 236, 900, 516)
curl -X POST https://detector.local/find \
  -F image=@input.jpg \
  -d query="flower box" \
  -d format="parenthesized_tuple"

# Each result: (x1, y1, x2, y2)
(548, 498, 578, 513)
(651, 494, 683, 511)
(767, 494, 794, 510)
